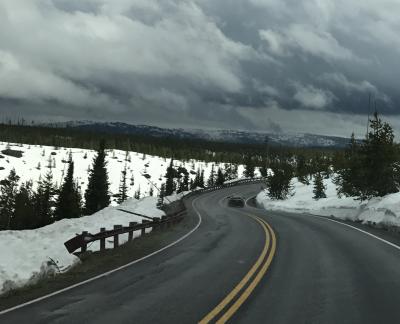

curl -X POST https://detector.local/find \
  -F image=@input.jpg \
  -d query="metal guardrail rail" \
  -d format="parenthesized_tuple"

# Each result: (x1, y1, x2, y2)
(64, 177, 266, 255)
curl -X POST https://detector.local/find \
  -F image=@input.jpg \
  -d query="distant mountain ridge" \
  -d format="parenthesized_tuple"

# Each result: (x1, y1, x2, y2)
(43, 121, 352, 148)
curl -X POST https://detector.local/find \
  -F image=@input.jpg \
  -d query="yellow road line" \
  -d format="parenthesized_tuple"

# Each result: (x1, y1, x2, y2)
(199, 215, 275, 324)
(216, 217, 277, 323)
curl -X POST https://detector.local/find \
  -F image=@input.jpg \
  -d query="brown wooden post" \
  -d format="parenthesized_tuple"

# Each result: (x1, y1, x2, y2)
(114, 225, 122, 248)
(100, 227, 106, 251)
(153, 218, 159, 231)
(141, 220, 147, 236)
(128, 222, 137, 241)
(161, 216, 167, 229)
(81, 231, 88, 253)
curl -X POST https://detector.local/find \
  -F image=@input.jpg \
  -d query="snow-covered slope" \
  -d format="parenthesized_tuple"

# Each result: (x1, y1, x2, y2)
(0, 141, 247, 295)
(0, 196, 165, 295)
(257, 177, 400, 228)
(0, 142, 238, 200)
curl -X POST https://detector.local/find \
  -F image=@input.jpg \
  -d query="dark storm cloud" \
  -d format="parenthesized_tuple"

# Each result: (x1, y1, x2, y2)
(0, 0, 399, 137)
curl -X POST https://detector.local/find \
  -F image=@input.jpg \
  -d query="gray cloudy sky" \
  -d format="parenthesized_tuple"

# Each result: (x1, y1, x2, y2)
(0, 0, 399, 137)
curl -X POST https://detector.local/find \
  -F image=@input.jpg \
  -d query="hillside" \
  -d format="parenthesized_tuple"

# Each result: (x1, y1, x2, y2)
(44, 121, 352, 148)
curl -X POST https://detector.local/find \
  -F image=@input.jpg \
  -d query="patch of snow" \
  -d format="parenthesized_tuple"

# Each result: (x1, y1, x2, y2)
(0, 196, 163, 295)
(256, 177, 400, 228)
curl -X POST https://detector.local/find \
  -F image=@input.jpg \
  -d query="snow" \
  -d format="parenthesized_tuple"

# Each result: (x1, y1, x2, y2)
(0, 196, 164, 295)
(256, 176, 400, 228)
(0, 141, 247, 295)
(0, 142, 240, 201)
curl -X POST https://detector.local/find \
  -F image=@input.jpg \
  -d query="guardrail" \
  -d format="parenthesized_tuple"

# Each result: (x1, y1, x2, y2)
(183, 177, 267, 199)
(64, 177, 266, 255)
(64, 210, 185, 255)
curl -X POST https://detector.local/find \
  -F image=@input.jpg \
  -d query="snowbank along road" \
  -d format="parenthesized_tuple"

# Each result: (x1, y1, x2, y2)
(3, 183, 400, 323)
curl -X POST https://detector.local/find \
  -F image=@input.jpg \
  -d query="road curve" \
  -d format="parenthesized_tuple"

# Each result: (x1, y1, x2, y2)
(3, 183, 400, 323)
(0, 184, 271, 323)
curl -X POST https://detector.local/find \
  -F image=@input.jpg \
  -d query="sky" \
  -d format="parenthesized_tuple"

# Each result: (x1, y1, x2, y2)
(0, 0, 399, 137)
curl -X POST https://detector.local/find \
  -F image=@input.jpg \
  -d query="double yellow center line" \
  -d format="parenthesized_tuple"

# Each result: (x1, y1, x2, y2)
(199, 215, 277, 323)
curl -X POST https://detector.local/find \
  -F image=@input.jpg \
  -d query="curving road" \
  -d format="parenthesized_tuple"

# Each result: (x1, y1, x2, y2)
(2, 183, 400, 323)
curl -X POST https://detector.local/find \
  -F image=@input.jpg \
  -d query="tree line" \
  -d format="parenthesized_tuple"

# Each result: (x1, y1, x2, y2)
(0, 141, 110, 230)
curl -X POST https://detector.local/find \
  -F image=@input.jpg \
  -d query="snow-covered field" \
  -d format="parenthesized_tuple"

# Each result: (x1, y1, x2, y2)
(0, 141, 233, 200)
(0, 141, 248, 295)
(257, 177, 400, 228)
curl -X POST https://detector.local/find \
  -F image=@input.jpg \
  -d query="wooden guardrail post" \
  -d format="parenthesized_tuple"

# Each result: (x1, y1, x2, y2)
(161, 216, 167, 229)
(141, 220, 147, 236)
(100, 227, 106, 251)
(153, 218, 160, 231)
(81, 231, 88, 253)
(114, 225, 122, 248)
(128, 222, 137, 241)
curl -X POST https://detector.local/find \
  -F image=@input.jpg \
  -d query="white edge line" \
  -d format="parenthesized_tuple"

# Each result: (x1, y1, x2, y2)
(0, 196, 203, 316)
(245, 195, 400, 252)
(311, 215, 400, 251)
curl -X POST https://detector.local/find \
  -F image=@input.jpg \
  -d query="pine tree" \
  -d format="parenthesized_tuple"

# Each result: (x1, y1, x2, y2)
(199, 170, 205, 188)
(118, 163, 128, 204)
(192, 168, 201, 188)
(157, 183, 166, 208)
(259, 163, 268, 178)
(165, 159, 175, 196)
(216, 167, 225, 186)
(313, 172, 327, 200)
(84, 140, 110, 215)
(296, 154, 310, 185)
(134, 186, 141, 200)
(33, 171, 57, 227)
(334, 133, 362, 197)
(266, 161, 294, 200)
(244, 154, 255, 178)
(0, 169, 20, 230)
(12, 181, 35, 230)
(189, 178, 194, 190)
(178, 172, 189, 193)
(207, 164, 216, 187)
(149, 186, 154, 196)
(55, 160, 82, 220)
(359, 112, 399, 198)
(335, 112, 400, 199)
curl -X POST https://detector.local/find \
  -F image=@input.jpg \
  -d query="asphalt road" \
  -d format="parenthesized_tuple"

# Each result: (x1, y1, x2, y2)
(2, 183, 400, 323)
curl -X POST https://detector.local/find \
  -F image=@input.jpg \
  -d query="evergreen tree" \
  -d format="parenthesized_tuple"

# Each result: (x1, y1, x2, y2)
(313, 172, 327, 200)
(55, 160, 82, 220)
(84, 140, 110, 215)
(192, 168, 201, 188)
(118, 163, 128, 204)
(178, 172, 189, 193)
(0, 169, 20, 230)
(134, 186, 141, 200)
(259, 164, 268, 178)
(189, 178, 194, 190)
(12, 181, 35, 230)
(359, 112, 399, 198)
(216, 167, 225, 186)
(33, 171, 57, 227)
(157, 183, 166, 208)
(165, 159, 175, 196)
(296, 154, 310, 185)
(334, 133, 362, 197)
(149, 186, 154, 197)
(244, 154, 255, 178)
(207, 164, 216, 187)
(335, 112, 400, 199)
(266, 161, 294, 200)
(199, 170, 205, 188)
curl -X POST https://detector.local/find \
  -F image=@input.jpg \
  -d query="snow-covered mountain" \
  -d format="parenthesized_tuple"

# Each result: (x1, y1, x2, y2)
(44, 121, 351, 148)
